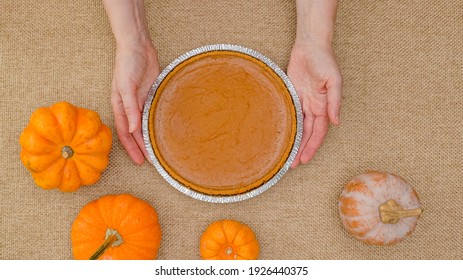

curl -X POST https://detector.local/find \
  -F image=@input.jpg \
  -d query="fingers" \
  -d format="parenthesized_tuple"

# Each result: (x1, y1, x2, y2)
(326, 75, 342, 126)
(291, 107, 314, 169)
(118, 80, 141, 133)
(132, 125, 150, 162)
(300, 115, 329, 164)
(111, 93, 145, 165)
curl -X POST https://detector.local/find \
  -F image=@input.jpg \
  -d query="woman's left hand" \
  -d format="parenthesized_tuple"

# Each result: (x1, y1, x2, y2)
(287, 38, 342, 168)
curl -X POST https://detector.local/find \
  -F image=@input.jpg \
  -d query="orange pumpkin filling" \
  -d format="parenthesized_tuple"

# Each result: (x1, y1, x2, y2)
(149, 50, 296, 196)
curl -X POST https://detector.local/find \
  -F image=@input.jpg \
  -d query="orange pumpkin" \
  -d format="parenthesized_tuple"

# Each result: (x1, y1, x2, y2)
(339, 171, 422, 245)
(200, 219, 259, 260)
(19, 101, 112, 192)
(71, 194, 162, 260)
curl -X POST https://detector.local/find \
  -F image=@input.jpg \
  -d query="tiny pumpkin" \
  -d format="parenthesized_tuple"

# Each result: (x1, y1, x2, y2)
(200, 219, 259, 260)
(19, 101, 112, 192)
(339, 171, 422, 246)
(71, 194, 162, 260)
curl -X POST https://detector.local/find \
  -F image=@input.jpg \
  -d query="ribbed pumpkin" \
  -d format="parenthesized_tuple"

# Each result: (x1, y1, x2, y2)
(71, 194, 162, 260)
(19, 101, 112, 192)
(200, 219, 259, 260)
(339, 171, 422, 245)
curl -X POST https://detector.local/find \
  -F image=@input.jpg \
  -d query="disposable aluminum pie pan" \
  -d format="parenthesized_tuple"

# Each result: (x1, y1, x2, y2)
(142, 44, 303, 203)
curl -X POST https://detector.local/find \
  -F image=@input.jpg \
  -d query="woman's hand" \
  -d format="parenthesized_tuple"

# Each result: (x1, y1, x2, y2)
(103, 0, 159, 164)
(111, 42, 160, 165)
(288, 38, 342, 168)
(289, 0, 341, 168)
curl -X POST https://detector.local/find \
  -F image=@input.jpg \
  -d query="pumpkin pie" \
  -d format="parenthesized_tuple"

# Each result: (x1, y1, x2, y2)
(148, 49, 297, 196)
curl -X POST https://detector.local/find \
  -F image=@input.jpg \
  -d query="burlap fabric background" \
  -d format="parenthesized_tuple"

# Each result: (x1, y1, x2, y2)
(1, 0, 462, 260)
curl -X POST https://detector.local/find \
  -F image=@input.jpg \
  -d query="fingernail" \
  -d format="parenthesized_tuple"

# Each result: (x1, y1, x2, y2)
(129, 122, 136, 133)
(335, 115, 341, 125)
(133, 157, 144, 166)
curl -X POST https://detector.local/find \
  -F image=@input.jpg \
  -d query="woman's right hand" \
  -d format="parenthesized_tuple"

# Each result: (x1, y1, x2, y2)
(110, 41, 160, 165)
(102, 0, 160, 165)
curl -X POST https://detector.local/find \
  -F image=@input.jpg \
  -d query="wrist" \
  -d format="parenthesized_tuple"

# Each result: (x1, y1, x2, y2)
(103, 0, 153, 49)
(294, 34, 334, 51)
(115, 31, 153, 51)
(295, 0, 337, 46)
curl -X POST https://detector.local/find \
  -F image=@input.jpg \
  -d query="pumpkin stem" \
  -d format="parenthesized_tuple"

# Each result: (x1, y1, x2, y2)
(89, 228, 124, 260)
(61, 146, 74, 159)
(225, 247, 233, 256)
(379, 199, 422, 224)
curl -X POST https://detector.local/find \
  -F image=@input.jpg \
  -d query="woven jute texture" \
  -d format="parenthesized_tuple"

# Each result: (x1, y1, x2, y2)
(1, 0, 462, 260)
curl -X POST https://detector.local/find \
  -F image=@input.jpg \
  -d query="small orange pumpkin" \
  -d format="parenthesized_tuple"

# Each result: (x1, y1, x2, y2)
(71, 194, 162, 260)
(339, 171, 422, 246)
(200, 219, 259, 260)
(19, 101, 112, 192)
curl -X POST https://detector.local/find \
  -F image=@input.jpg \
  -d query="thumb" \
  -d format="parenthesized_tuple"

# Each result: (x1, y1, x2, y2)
(326, 76, 342, 126)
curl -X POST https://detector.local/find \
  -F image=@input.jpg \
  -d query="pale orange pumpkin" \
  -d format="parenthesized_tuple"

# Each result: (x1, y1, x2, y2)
(19, 101, 112, 192)
(339, 171, 422, 245)
(71, 194, 162, 260)
(200, 220, 259, 260)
